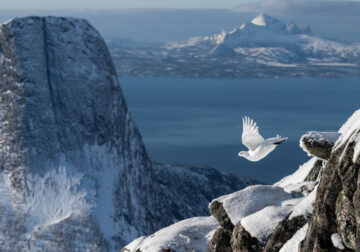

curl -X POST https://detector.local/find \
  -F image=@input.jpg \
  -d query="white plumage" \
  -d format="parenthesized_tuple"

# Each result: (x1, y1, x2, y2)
(239, 116, 287, 162)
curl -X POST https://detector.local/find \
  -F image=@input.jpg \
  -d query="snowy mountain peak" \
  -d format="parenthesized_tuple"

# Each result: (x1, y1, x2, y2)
(251, 13, 278, 27)
(244, 13, 308, 35)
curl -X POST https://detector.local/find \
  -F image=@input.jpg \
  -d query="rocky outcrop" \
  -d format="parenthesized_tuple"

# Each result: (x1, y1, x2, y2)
(122, 217, 219, 252)
(263, 214, 308, 252)
(231, 223, 263, 252)
(300, 131, 341, 160)
(124, 108, 360, 252)
(206, 157, 321, 252)
(210, 227, 233, 252)
(209, 200, 234, 252)
(300, 111, 360, 251)
(304, 159, 324, 181)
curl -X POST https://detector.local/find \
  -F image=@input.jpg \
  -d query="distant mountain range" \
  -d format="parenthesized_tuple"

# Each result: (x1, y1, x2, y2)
(108, 13, 360, 78)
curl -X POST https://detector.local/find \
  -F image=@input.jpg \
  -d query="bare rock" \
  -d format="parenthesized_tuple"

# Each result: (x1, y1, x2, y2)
(209, 227, 232, 252)
(230, 222, 263, 252)
(264, 214, 308, 252)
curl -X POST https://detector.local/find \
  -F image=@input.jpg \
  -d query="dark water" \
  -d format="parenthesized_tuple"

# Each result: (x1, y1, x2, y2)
(120, 77, 360, 183)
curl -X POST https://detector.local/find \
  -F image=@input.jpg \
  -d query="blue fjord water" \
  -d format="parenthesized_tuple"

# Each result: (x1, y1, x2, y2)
(120, 77, 360, 183)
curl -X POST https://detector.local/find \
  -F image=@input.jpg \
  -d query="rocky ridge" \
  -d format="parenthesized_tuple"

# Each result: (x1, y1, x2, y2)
(124, 109, 360, 251)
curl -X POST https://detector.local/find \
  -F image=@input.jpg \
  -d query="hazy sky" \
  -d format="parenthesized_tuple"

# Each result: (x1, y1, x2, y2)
(0, 0, 260, 9)
(0, 0, 359, 42)
(0, 0, 358, 10)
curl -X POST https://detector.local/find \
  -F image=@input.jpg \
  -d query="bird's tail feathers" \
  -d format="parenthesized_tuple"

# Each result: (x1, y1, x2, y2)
(274, 135, 288, 145)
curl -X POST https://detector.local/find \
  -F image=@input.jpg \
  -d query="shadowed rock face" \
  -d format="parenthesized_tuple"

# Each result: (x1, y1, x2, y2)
(231, 222, 263, 252)
(300, 131, 360, 251)
(0, 16, 174, 251)
(264, 214, 308, 252)
(209, 200, 234, 252)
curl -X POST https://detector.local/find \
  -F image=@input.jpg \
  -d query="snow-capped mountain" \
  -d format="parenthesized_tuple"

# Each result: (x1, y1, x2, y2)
(0, 16, 256, 251)
(109, 13, 360, 78)
(169, 13, 312, 51)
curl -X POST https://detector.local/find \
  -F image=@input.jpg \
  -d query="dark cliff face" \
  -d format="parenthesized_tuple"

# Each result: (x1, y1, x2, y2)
(0, 16, 174, 251)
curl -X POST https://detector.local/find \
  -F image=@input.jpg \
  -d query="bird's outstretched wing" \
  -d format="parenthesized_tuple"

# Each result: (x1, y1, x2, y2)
(242, 116, 264, 151)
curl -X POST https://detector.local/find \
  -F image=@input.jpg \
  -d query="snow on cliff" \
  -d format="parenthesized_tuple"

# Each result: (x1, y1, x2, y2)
(0, 16, 171, 251)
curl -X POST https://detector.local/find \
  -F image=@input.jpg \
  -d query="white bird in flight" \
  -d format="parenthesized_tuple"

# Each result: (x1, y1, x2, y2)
(238, 116, 288, 162)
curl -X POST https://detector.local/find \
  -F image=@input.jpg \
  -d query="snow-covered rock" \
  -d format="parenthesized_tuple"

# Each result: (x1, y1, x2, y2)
(122, 217, 219, 252)
(124, 108, 360, 251)
(211, 185, 294, 226)
(207, 161, 320, 251)
(300, 131, 341, 160)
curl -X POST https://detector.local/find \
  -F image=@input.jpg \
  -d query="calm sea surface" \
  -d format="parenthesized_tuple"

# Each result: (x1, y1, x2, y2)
(120, 77, 360, 183)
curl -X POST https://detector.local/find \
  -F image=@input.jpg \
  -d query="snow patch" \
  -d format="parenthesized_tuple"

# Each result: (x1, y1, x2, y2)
(241, 200, 300, 243)
(124, 216, 218, 252)
(301, 131, 340, 146)
(334, 109, 360, 151)
(331, 233, 345, 250)
(275, 158, 317, 188)
(251, 14, 268, 26)
(279, 223, 308, 252)
(282, 181, 317, 195)
(213, 185, 293, 225)
(289, 185, 317, 219)
(352, 134, 360, 163)
(24, 167, 90, 234)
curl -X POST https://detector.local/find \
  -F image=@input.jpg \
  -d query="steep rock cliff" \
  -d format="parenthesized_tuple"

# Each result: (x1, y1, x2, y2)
(0, 16, 257, 251)
(0, 16, 175, 251)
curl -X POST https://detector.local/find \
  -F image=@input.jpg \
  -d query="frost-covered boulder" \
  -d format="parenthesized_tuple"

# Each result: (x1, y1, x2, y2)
(300, 131, 341, 160)
(209, 158, 321, 252)
(121, 217, 219, 252)
(209, 185, 297, 251)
